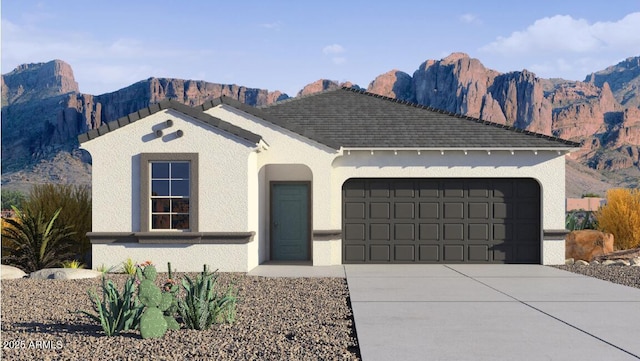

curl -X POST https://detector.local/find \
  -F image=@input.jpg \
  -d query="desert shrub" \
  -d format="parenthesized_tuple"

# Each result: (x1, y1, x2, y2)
(22, 184, 91, 264)
(1, 207, 76, 272)
(178, 265, 237, 330)
(596, 188, 640, 250)
(565, 211, 598, 231)
(1, 189, 26, 209)
(78, 275, 143, 336)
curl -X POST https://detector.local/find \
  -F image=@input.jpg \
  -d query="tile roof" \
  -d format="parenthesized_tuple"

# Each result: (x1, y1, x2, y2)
(78, 99, 262, 145)
(258, 87, 582, 150)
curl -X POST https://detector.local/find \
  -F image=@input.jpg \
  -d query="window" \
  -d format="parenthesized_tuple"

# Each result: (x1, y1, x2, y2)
(140, 153, 198, 232)
(150, 161, 190, 230)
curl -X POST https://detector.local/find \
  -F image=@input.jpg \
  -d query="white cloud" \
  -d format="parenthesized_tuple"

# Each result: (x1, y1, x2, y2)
(478, 12, 640, 80)
(322, 44, 345, 55)
(481, 12, 640, 54)
(459, 13, 481, 25)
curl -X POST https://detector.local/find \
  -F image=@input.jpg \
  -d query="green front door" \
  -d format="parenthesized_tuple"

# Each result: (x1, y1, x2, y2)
(271, 183, 310, 261)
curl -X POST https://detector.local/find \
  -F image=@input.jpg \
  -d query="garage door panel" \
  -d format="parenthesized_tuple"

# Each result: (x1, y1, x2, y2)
(370, 245, 390, 261)
(395, 203, 415, 219)
(419, 202, 439, 218)
(343, 178, 540, 264)
(444, 202, 464, 219)
(419, 245, 439, 261)
(418, 181, 439, 197)
(443, 245, 464, 261)
(468, 203, 489, 218)
(394, 181, 415, 197)
(370, 224, 390, 240)
(443, 223, 464, 241)
(344, 245, 366, 262)
(345, 202, 365, 219)
(394, 245, 415, 261)
(370, 203, 390, 218)
(345, 224, 365, 241)
(468, 224, 489, 240)
(395, 224, 415, 240)
(419, 224, 439, 240)
(370, 181, 390, 198)
(468, 245, 489, 261)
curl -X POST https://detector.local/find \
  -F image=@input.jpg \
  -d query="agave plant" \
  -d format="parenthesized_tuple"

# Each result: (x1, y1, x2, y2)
(77, 275, 143, 336)
(177, 265, 237, 330)
(1, 206, 76, 272)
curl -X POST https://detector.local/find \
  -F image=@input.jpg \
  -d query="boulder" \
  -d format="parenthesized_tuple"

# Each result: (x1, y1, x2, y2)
(1, 265, 27, 279)
(565, 230, 614, 261)
(29, 268, 102, 280)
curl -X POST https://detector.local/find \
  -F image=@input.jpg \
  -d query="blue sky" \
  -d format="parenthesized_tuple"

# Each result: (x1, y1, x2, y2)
(2, 1, 639, 96)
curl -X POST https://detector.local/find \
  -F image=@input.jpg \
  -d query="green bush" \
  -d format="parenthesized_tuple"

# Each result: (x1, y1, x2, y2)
(565, 211, 598, 231)
(1, 189, 26, 209)
(1, 207, 76, 272)
(22, 184, 91, 264)
(178, 265, 237, 330)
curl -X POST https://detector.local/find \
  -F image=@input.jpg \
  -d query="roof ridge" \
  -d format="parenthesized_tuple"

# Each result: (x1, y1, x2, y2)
(258, 87, 343, 108)
(339, 86, 581, 147)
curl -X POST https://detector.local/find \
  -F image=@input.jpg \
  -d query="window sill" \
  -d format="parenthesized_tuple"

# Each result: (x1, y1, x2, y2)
(88, 231, 255, 244)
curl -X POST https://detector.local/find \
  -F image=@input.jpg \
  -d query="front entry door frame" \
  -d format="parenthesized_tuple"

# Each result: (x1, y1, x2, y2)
(270, 181, 312, 261)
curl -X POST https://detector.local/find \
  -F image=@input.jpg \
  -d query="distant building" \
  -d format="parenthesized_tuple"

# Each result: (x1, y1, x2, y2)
(566, 198, 606, 212)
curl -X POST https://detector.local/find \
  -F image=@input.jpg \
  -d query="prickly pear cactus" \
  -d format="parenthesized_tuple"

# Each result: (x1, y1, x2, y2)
(139, 307, 168, 339)
(136, 263, 170, 339)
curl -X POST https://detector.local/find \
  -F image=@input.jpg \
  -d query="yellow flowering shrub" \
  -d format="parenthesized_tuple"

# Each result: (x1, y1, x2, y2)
(596, 188, 640, 250)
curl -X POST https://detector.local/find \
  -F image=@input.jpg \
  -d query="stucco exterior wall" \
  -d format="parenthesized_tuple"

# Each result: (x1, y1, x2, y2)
(92, 243, 249, 272)
(85, 105, 569, 269)
(82, 109, 256, 233)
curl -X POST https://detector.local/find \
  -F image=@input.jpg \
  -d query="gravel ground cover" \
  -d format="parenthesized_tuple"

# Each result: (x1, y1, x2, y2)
(553, 264, 640, 289)
(1, 273, 360, 360)
(3, 265, 639, 360)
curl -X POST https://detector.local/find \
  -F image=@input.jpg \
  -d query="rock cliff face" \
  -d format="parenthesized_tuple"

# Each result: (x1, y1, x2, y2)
(1, 60, 78, 106)
(585, 56, 640, 107)
(2, 55, 640, 193)
(367, 70, 414, 101)
(0, 61, 288, 173)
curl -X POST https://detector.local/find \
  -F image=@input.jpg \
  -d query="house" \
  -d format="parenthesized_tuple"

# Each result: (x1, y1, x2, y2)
(79, 87, 581, 272)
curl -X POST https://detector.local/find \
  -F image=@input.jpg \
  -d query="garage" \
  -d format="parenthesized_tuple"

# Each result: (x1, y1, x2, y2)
(342, 178, 541, 264)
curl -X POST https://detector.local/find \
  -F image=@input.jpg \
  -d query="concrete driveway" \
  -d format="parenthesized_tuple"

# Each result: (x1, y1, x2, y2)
(345, 265, 640, 361)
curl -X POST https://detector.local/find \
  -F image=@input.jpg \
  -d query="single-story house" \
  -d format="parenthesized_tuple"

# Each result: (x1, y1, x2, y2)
(79, 87, 581, 272)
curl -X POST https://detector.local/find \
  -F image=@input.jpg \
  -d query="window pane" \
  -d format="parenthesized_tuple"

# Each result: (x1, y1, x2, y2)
(152, 215, 170, 229)
(152, 163, 169, 178)
(152, 180, 170, 196)
(152, 198, 171, 212)
(171, 162, 190, 179)
(172, 180, 189, 197)
(172, 199, 190, 213)
(172, 215, 189, 230)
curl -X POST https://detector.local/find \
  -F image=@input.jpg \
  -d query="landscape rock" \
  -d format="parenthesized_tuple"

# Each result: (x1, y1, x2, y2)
(631, 258, 640, 266)
(565, 230, 614, 261)
(29, 268, 102, 280)
(565, 258, 575, 265)
(575, 260, 589, 266)
(1, 265, 27, 279)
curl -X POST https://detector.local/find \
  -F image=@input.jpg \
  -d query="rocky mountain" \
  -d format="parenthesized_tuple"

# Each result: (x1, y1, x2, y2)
(2, 54, 639, 196)
(1, 60, 288, 174)
(361, 53, 640, 193)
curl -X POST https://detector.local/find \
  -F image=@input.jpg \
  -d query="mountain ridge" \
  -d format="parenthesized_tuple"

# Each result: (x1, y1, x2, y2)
(2, 54, 639, 196)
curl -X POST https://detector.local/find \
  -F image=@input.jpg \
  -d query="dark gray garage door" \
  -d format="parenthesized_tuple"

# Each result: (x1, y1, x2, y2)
(342, 178, 541, 264)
